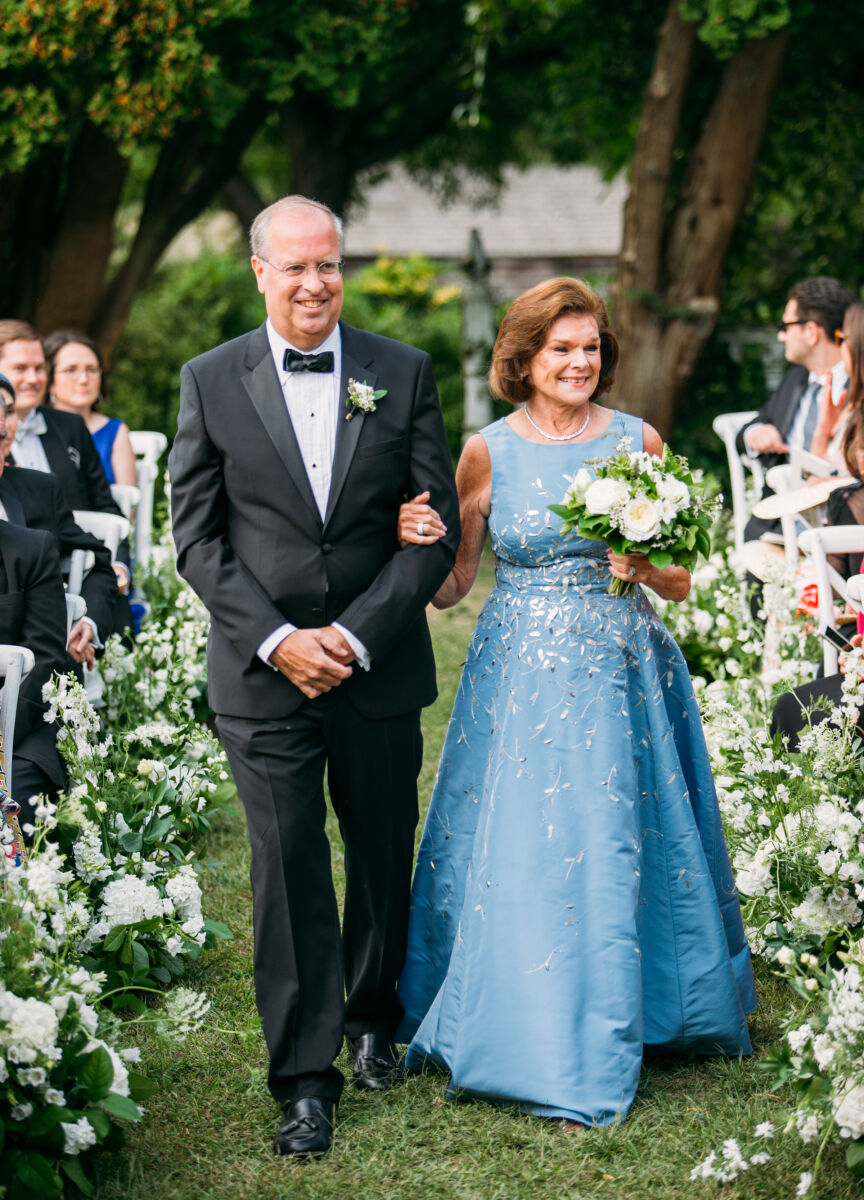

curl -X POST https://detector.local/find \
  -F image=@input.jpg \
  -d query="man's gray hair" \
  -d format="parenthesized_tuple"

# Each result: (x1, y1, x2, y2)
(249, 195, 344, 260)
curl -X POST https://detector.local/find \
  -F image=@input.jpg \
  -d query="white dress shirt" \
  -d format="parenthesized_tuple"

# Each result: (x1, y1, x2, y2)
(13, 409, 51, 472)
(745, 361, 847, 456)
(256, 320, 370, 671)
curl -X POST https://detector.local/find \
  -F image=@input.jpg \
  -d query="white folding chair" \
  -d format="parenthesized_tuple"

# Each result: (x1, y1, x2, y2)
(797, 526, 864, 675)
(65, 593, 86, 641)
(712, 411, 764, 555)
(129, 432, 168, 568)
(72, 511, 130, 560)
(110, 483, 141, 520)
(0, 644, 36, 800)
(62, 548, 91, 597)
(764, 465, 804, 565)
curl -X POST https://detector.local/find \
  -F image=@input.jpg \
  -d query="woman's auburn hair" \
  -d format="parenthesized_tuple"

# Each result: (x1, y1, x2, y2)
(841, 301, 864, 482)
(489, 277, 619, 406)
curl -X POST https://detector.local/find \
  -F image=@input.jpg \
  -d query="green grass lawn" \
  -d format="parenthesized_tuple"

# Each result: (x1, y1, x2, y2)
(96, 559, 858, 1199)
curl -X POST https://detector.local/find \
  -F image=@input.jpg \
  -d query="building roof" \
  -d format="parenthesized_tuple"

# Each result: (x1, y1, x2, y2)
(345, 164, 627, 260)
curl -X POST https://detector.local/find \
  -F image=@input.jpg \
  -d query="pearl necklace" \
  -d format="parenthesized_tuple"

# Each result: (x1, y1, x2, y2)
(523, 404, 590, 442)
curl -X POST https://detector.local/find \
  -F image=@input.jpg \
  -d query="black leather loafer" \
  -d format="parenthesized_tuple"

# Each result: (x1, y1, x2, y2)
(350, 1033, 402, 1091)
(273, 1096, 335, 1158)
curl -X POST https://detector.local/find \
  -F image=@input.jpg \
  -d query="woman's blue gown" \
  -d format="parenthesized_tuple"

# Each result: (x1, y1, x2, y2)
(397, 412, 756, 1125)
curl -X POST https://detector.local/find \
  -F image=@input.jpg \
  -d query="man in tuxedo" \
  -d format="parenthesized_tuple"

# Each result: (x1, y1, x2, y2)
(0, 520, 70, 830)
(169, 196, 459, 1157)
(0, 392, 118, 667)
(736, 276, 855, 541)
(0, 321, 132, 609)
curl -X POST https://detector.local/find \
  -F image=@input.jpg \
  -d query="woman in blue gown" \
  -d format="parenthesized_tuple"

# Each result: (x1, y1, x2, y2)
(395, 278, 756, 1126)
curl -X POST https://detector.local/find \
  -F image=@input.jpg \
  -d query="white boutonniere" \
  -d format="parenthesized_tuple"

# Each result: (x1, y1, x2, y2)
(345, 378, 387, 421)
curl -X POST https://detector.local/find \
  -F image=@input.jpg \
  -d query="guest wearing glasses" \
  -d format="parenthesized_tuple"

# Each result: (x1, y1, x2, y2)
(0, 321, 133, 633)
(736, 277, 855, 541)
(43, 330, 137, 488)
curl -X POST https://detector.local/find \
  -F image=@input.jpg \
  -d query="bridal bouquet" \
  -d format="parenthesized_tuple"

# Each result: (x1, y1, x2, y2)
(549, 439, 719, 595)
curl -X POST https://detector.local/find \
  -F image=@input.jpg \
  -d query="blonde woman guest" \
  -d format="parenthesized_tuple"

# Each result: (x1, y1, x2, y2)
(44, 331, 137, 487)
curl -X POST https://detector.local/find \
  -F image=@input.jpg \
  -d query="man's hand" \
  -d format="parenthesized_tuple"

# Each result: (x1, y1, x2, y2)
(270, 628, 354, 698)
(747, 422, 788, 455)
(68, 619, 96, 668)
(113, 563, 130, 594)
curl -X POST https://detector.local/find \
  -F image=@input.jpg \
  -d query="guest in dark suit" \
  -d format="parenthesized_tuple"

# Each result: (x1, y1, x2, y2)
(0, 321, 133, 621)
(0, 398, 118, 667)
(169, 195, 459, 1158)
(736, 277, 855, 541)
(0, 520, 70, 829)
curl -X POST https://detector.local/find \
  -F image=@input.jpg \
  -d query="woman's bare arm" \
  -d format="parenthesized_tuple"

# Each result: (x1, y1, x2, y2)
(432, 434, 491, 609)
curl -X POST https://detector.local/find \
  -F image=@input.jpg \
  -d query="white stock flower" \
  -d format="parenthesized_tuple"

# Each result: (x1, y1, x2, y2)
(618, 495, 661, 542)
(796, 1172, 813, 1196)
(584, 477, 628, 515)
(833, 1081, 864, 1138)
(63, 1116, 98, 1155)
(0, 992, 61, 1061)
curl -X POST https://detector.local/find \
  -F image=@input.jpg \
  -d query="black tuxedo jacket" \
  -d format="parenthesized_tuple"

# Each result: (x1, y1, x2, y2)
(169, 320, 460, 719)
(0, 466, 118, 642)
(0, 522, 70, 786)
(735, 364, 809, 472)
(10, 407, 130, 569)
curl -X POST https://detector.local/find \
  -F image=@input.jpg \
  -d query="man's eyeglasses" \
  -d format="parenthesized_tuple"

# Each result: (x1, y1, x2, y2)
(258, 258, 344, 281)
(56, 365, 101, 377)
(835, 330, 848, 346)
(777, 319, 808, 332)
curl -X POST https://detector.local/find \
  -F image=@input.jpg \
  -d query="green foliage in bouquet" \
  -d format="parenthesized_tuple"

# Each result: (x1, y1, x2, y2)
(549, 440, 720, 595)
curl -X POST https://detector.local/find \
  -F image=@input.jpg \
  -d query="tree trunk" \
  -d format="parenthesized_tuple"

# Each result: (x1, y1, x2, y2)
(32, 124, 129, 335)
(90, 99, 267, 360)
(612, 4, 789, 438)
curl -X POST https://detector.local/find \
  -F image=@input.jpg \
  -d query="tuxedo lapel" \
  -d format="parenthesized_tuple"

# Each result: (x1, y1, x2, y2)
(324, 327, 377, 529)
(242, 329, 321, 526)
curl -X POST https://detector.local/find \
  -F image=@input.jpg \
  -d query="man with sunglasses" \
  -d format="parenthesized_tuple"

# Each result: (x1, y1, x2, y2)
(737, 276, 855, 541)
(170, 195, 459, 1159)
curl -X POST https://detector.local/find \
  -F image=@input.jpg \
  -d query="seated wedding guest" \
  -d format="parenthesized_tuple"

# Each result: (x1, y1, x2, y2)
(771, 300, 864, 748)
(44, 330, 137, 487)
(737, 276, 855, 540)
(0, 519, 71, 834)
(0, 390, 118, 667)
(0, 320, 132, 600)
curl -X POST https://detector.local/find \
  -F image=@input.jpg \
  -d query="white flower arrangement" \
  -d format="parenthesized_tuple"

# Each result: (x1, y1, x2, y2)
(550, 438, 719, 594)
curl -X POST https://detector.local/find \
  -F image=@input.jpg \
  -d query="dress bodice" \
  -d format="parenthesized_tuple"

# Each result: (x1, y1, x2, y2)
(482, 410, 643, 593)
(90, 417, 122, 485)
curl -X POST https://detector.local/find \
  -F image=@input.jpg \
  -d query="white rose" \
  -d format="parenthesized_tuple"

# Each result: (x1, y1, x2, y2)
(656, 476, 691, 508)
(619, 495, 661, 541)
(584, 477, 629, 515)
(775, 945, 796, 966)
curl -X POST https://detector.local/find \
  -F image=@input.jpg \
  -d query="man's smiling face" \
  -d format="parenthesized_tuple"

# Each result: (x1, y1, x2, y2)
(251, 206, 344, 351)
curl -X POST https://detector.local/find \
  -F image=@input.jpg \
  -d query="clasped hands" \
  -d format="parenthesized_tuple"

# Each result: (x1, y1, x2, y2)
(270, 626, 355, 699)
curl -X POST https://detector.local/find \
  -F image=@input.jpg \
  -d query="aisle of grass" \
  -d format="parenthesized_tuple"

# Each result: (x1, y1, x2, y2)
(98, 562, 857, 1199)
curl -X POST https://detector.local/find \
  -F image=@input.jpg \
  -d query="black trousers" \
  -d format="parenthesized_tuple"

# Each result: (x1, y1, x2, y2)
(13, 758, 61, 843)
(771, 674, 864, 751)
(217, 688, 422, 1105)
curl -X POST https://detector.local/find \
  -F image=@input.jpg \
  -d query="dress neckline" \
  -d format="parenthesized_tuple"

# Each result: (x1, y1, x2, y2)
(499, 409, 621, 447)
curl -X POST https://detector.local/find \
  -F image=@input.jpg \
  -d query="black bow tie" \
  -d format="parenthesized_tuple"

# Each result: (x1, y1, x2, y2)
(283, 349, 334, 374)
